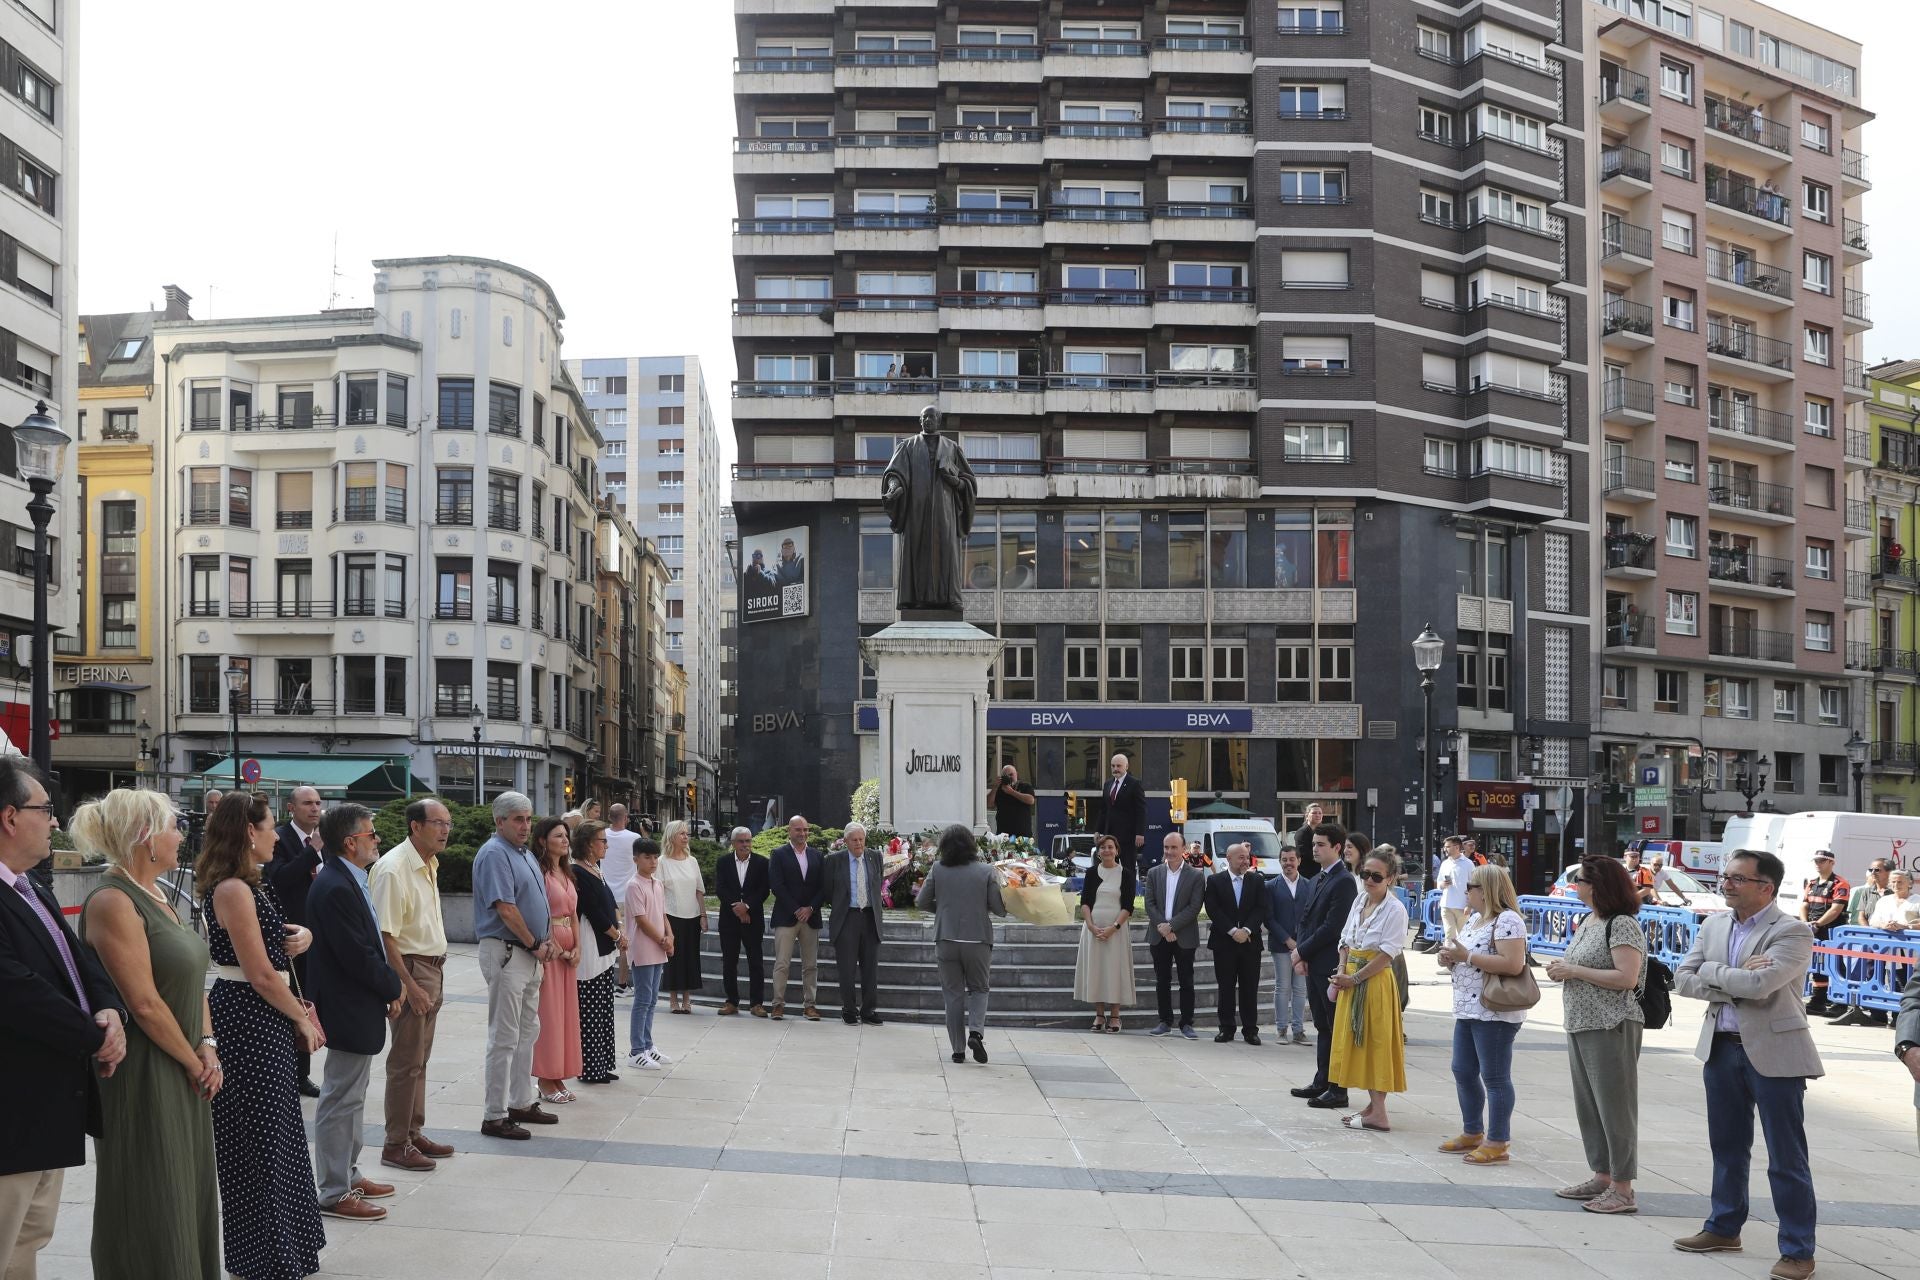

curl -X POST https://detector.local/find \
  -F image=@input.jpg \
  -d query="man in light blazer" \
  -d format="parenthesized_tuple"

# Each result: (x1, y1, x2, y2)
(1145, 832, 1206, 1038)
(824, 823, 885, 1025)
(1672, 848, 1821, 1280)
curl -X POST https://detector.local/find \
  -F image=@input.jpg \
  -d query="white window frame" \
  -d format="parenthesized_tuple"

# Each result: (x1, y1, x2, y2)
(1805, 397, 1833, 437)
(1424, 437, 1459, 473)
(1805, 542, 1832, 580)
(1660, 140, 1693, 177)
(1661, 208, 1695, 253)
(1666, 589, 1699, 636)
(1416, 23, 1452, 58)
(1818, 686, 1845, 725)
(1803, 181, 1831, 222)
(1802, 251, 1832, 295)
(1774, 684, 1802, 722)
(1804, 325, 1832, 366)
(1805, 613, 1834, 653)
(1660, 59, 1693, 103)
(1282, 422, 1351, 462)
(1666, 514, 1698, 558)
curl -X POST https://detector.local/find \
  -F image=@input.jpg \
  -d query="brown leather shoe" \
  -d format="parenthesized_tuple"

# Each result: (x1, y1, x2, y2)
(507, 1103, 559, 1125)
(750, 1005, 768, 1018)
(718, 1002, 738, 1015)
(803, 1005, 821, 1021)
(410, 1135, 455, 1159)
(318, 1190, 387, 1220)
(479, 1118, 530, 1141)
(1769, 1259, 1814, 1280)
(769, 1003, 785, 1020)
(1673, 1233, 1742, 1254)
(352, 1176, 395, 1199)
(380, 1145, 435, 1172)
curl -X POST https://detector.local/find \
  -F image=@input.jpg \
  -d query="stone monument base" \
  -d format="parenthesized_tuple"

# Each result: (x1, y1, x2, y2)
(859, 619, 1003, 835)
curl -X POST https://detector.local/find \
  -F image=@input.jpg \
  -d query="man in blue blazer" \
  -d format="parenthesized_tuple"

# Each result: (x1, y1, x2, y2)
(305, 804, 403, 1222)
(766, 814, 826, 1021)
(267, 785, 327, 1096)
(1266, 844, 1311, 1044)
(1288, 823, 1356, 1109)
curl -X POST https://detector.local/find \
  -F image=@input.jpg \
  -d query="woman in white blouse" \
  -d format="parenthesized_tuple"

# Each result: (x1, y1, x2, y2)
(656, 820, 708, 1014)
(1870, 871, 1920, 930)
(1327, 851, 1409, 1131)
(1435, 864, 1529, 1164)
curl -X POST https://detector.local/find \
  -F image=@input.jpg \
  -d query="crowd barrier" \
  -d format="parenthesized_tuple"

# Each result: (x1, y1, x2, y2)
(1817, 926, 1918, 1014)
(1415, 890, 1701, 968)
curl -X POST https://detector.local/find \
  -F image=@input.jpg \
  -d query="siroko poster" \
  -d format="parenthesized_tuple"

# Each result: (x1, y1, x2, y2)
(741, 526, 809, 623)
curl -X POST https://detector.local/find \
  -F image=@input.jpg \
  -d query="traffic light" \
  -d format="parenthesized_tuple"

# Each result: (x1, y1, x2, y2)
(564, 775, 576, 803)
(1065, 792, 1079, 829)
(1169, 778, 1189, 825)
(685, 783, 697, 811)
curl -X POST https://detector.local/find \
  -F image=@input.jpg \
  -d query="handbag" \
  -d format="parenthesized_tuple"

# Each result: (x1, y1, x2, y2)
(288, 963, 327, 1049)
(1478, 916, 1541, 1012)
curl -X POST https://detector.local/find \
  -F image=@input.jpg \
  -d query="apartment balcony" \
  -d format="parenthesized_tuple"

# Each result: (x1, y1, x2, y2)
(1845, 359, 1871, 403)
(1845, 289, 1872, 334)
(836, 130, 938, 171)
(1873, 742, 1919, 772)
(1843, 217, 1872, 263)
(730, 380, 834, 420)
(1598, 66, 1651, 120)
(1847, 639, 1872, 671)
(1604, 532, 1657, 578)
(732, 55, 832, 96)
(1150, 201, 1255, 245)
(1872, 648, 1920, 680)
(1041, 121, 1152, 164)
(936, 43, 1042, 86)
(1707, 401, 1795, 454)
(227, 600, 335, 634)
(1707, 548, 1795, 597)
(834, 377, 939, 415)
(1703, 102, 1793, 167)
(834, 49, 936, 91)
(1845, 428, 1872, 471)
(1710, 626, 1796, 666)
(1042, 39, 1149, 82)
(1601, 454, 1656, 502)
(1465, 462, 1567, 520)
(1149, 33, 1252, 76)
(730, 297, 831, 340)
(1705, 323, 1793, 382)
(834, 210, 938, 254)
(732, 135, 834, 176)
(1705, 174, 1793, 240)
(1600, 377, 1655, 425)
(179, 698, 405, 728)
(1603, 611, 1655, 651)
(1461, 212, 1565, 274)
(1042, 203, 1151, 248)
(1467, 295, 1567, 352)
(1041, 373, 1154, 416)
(1847, 498, 1874, 537)
(938, 125, 1042, 167)
(1846, 569, 1873, 608)
(939, 290, 1045, 333)
(731, 216, 833, 259)
(938, 207, 1043, 252)
(1600, 220, 1654, 274)
(1842, 148, 1871, 193)
(1703, 247, 1792, 312)
(1152, 370, 1255, 414)
(832, 292, 938, 336)
(1151, 285, 1254, 327)
(1600, 298, 1654, 350)
(935, 375, 1044, 416)
(1149, 116, 1254, 159)
(1872, 554, 1920, 588)
(1044, 288, 1153, 331)
(1708, 478, 1793, 524)
(1600, 143, 1652, 193)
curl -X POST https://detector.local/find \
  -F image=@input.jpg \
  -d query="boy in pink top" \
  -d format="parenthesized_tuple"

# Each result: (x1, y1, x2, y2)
(623, 842, 671, 1068)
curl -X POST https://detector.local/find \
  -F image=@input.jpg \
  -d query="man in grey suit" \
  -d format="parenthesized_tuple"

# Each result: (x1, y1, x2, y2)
(1672, 848, 1821, 1280)
(1145, 832, 1206, 1039)
(1896, 971, 1920, 1150)
(825, 823, 885, 1025)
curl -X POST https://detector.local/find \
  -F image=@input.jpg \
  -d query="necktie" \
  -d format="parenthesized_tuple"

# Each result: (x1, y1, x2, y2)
(850, 852, 863, 906)
(13, 877, 90, 1014)
(1111, 780, 1119, 806)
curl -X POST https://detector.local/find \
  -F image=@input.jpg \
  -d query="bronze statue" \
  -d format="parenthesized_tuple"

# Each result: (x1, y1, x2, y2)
(881, 406, 977, 613)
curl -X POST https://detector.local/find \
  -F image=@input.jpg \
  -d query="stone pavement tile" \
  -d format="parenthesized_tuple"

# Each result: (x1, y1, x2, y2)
(1072, 1140, 1204, 1173)
(385, 1183, 555, 1234)
(714, 1147, 841, 1178)
(954, 1088, 1057, 1116)
(635, 1095, 750, 1124)
(1104, 1191, 1262, 1233)
(1124, 1226, 1289, 1278)
(847, 1105, 955, 1135)
(830, 1257, 988, 1280)
(1816, 1225, 1920, 1269)
(1380, 1204, 1561, 1249)
(839, 1154, 969, 1185)
(960, 1136, 1084, 1167)
(844, 1129, 961, 1161)
(737, 1101, 848, 1129)
(972, 1184, 1118, 1227)
(681, 1202, 834, 1253)
(728, 1123, 846, 1155)
(608, 1117, 737, 1149)
(1183, 1145, 1324, 1178)
(1498, 1207, 1701, 1254)
(964, 1162, 1098, 1191)
(648, 1075, 760, 1102)
(485, 1236, 669, 1280)
(1054, 1111, 1173, 1144)
(1240, 1197, 1409, 1242)
(522, 1191, 693, 1243)
(858, 1087, 959, 1111)
(840, 1176, 980, 1219)
(958, 1110, 1070, 1139)
(659, 1245, 828, 1280)
(1423, 1242, 1613, 1280)
(1050, 1097, 1154, 1121)
(1090, 1169, 1223, 1196)
(319, 1224, 515, 1277)
(980, 1222, 1145, 1271)
(563, 1160, 713, 1201)
(836, 1210, 986, 1262)
(1040, 1081, 1140, 1100)
(1280, 1235, 1461, 1280)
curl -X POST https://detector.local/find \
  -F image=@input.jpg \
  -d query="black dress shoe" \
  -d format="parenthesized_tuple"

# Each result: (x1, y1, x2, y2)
(1214, 1029, 1235, 1043)
(298, 1077, 321, 1099)
(1243, 1032, 1262, 1046)
(969, 1031, 988, 1063)
(862, 1015, 884, 1026)
(843, 1016, 861, 1026)
(1308, 1091, 1350, 1109)
(1289, 1084, 1327, 1099)
(951, 1051, 965, 1063)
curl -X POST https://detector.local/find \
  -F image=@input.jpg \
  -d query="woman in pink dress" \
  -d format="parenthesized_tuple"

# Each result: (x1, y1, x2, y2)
(531, 817, 582, 1102)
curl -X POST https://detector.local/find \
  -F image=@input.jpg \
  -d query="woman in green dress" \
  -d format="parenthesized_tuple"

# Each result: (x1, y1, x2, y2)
(76, 787, 222, 1280)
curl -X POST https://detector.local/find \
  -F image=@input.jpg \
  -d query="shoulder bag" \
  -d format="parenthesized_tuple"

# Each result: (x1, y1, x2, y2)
(1479, 913, 1541, 1012)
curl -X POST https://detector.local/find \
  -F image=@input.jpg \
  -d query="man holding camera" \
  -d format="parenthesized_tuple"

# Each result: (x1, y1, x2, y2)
(987, 765, 1035, 839)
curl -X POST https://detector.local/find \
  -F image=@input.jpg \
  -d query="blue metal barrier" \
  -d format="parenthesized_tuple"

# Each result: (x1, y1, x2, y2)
(1637, 905, 1700, 969)
(1514, 896, 1699, 966)
(1818, 926, 1918, 1014)
(1420, 889, 1443, 942)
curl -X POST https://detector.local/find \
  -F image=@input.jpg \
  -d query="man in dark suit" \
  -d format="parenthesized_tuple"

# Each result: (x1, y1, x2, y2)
(825, 822, 886, 1025)
(1290, 822, 1355, 1108)
(1205, 842, 1267, 1044)
(714, 826, 770, 1016)
(305, 803, 403, 1222)
(268, 785, 326, 1096)
(0, 758, 126, 1276)
(1266, 845, 1311, 1043)
(1291, 803, 1326, 878)
(1102, 753, 1148, 874)
(767, 814, 826, 1020)
(1145, 831, 1206, 1038)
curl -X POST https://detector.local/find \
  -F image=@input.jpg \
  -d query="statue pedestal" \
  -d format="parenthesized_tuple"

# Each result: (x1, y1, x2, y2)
(860, 620, 1003, 836)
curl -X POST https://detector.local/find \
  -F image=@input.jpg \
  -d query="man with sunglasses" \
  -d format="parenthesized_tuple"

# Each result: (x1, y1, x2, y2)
(1671, 849, 1821, 1280)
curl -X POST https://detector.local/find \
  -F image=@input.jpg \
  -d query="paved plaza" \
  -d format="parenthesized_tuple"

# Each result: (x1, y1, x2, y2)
(39, 946, 1920, 1280)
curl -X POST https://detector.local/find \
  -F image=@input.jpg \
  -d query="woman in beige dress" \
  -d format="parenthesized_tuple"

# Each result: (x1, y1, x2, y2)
(1073, 834, 1137, 1031)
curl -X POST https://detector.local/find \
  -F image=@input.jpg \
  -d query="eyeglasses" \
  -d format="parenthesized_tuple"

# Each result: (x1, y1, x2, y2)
(1565, 874, 1586, 885)
(1359, 871, 1389, 884)
(1719, 874, 1769, 890)
(423, 819, 453, 830)
(11, 803, 53, 815)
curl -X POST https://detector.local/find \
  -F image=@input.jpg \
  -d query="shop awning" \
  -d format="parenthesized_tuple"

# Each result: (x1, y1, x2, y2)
(192, 755, 429, 800)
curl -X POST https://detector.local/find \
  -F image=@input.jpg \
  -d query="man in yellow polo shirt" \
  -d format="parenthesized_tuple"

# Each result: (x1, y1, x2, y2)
(368, 797, 454, 1172)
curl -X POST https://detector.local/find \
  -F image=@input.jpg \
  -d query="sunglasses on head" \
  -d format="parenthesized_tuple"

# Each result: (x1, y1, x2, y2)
(1359, 870, 1388, 884)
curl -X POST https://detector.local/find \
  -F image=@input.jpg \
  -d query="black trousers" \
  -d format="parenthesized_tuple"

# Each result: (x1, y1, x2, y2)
(718, 918, 766, 1007)
(835, 914, 881, 1018)
(1306, 964, 1338, 1090)
(1149, 937, 1196, 1027)
(1214, 940, 1262, 1034)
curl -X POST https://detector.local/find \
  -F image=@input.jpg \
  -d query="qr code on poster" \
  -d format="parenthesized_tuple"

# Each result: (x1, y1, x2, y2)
(782, 583, 803, 615)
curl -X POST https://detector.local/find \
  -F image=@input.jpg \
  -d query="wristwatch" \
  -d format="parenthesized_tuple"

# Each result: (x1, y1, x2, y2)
(1898, 1040, 1918, 1062)
(199, 1036, 218, 1049)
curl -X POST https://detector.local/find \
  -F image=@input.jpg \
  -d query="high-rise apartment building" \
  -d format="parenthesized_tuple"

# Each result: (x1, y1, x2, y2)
(1588, 0, 1871, 844)
(568, 354, 725, 823)
(729, 0, 1591, 881)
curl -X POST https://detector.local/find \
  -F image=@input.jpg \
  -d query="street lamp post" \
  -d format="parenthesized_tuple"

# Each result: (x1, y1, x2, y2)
(223, 666, 246, 790)
(135, 716, 152, 781)
(471, 707, 486, 809)
(12, 401, 67, 781)
(1412, 624, 1446, 886)
(1734, 755, 1771, 816)
(1846, 731, 1868, 813)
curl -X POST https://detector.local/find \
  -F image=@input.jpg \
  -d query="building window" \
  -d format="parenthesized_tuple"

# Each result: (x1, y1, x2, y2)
(1821, 756, 1847, 797)
(15, 151, 53, 214)
(1804, 326, 1832, 366)
(385, 464, 408, 523)
(1276, 82, 1344, 119)
(1423, 437, 1458, 475)
(1805, 541, 1832, 580)
(227, 470, 251, 528)
(1655, 669, 1684, 713)
(437, 378, 475, 429)
(1416, 23, 1452, 59)
(1660, 208, 1694, 254)
(1282, 423, 1350, 462)
(1666, 589, 1697, 636)
(1774, 684, 1801, 723)
(435, 659, 473, 716)
(1805, 611, 1834, 652)
(1818, 687, 1845, 725)
(1212, 637, 1248, 702)
(1666, 514, 1697, 558)
(1659, 59, 1692, 102)
(1170, 639, 1206, 700)
(1601, 666, 1630, 709)
(1802, 251, 1832, 295)
(1665, 437, 1697, 483)
(1660, 140, 1693, 178)
(436, 468, 474, 525)
(1803, 181, 1831, 222)
(1805, 397, 1833, 438)
(1774, 752, 1801, 793)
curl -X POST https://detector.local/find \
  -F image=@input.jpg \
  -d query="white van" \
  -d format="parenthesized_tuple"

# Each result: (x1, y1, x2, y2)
(1767, 811, 1920, 915)
(1631, 813, 1789, 887)
(1182, 817, 1284, 874)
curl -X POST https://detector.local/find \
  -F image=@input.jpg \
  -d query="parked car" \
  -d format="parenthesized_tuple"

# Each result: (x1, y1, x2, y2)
(1549, 860, 1728, 918)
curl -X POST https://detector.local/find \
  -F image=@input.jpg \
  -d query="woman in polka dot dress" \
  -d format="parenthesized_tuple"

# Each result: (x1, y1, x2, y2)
(201, 792, 327, 1280)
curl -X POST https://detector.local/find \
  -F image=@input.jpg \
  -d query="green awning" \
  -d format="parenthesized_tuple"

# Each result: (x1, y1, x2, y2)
(192, 756, 427, 800)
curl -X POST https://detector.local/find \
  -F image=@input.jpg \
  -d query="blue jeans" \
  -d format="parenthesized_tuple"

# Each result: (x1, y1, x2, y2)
(1451, 1018, 1520, 1143)
(628, 962, 663, 1056)
(1271, 951, 1308, 1036)
(1703, 1034, 1815, 1261)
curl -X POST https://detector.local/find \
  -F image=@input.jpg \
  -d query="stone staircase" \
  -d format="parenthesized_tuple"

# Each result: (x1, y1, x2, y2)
(690, 914, 1276, 1029)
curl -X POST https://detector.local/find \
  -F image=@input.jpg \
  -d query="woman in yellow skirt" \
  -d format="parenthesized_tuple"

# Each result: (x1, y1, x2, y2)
(1328, 849, 1409, 1131)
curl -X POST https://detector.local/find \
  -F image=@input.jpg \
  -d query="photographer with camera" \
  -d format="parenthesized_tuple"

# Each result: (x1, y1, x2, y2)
(986, 765, 1035, 839)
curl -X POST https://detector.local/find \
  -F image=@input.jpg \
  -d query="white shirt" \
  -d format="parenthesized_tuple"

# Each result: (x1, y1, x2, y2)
(732, 855, 753, 889)
(789, 844, 809, 877)
(1339, 892, 1409, 956)
(1439, 855, 1475, 910)
(603, 828, 639, 895)
(1230, 873, 1246, 906)
(1277, 872, 1301, 898)
(1162, 864, 1181, 925)
(1870, 893, 1920, 929)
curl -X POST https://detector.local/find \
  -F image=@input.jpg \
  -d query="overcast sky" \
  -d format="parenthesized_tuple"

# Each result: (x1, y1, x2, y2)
(76, 0, 1915, 469)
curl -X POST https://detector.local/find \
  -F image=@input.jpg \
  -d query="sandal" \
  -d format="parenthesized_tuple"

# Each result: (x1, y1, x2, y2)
(1105, 1019, 1120, 1033)
(1091, 1015, 1106, 1032)
(1438, 1133, 1484, 1154)
(539, 1089, 573, 1105)
(1582, 1188, 1638, 1215)
(1556, 1178, 1611, 1201)
(1340, 1113, 1390, 1132)
(1461, 1141, 1509, 1165)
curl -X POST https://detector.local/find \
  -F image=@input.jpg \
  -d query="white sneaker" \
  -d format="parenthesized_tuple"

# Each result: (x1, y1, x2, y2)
(627, 1051, 660, 1070)
(645, 1047, 673, 1065)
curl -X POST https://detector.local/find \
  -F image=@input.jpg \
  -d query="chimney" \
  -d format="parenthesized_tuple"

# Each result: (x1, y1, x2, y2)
(161, 284, 192, 321)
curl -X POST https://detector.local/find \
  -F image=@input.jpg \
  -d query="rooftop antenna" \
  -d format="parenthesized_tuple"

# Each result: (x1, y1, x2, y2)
(327, 231, 346, 309)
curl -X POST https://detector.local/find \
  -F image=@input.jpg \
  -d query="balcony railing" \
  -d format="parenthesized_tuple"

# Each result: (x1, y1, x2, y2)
(835, 50, 936, 67)
(1604, 533, 1656, 571)
(1844, 220, 1871, 258)
(1848, 498, 1873, 529)
(734, 136, 833, 155)
(732, 217, 833, 236)
(940, 44, 1042, 63)
(1709, 478, 1793, 517)
(1154, 370, 1255, 389)
(487, 504, 521, 532)
(838, 212, 938, 231)
(1602, 454, 1656, 494)
(234, 410, 336, 432)
(1600, 143, 1651, 183)
(1044, 121, 1149, 139)
(1708, 401, 1794, 445)
(1152, 117, 1250, 135)
(1153, 286, 1250, 304)
(1873, 742, 1919, 769)
(434, 502, 473, 526)
(733, 56, 832, 73)
(836, 292, 937, 312)
(1604, 612, 1654, 647)
(1706, 323, 1793, 372)
(835, 377, 938, 396)
(1847, 640, 1872, 670)
(1843, 148, 1869, 183)
(339, 599, 407, 619)
(1045, 39, 1147, 56)
(1846, 429, 1871, 463)
(1047, 289, 1150, 307)
(433, 695, 476, 717)
(1600, 220, 1653, 261)
(1601, 298, 1653, 338)
(1706, 174, 1791, 226)
(1704, 101, 1792, 153)
(1602, 377, 1654, 416)
(1599, 66, 1651, 109)
(275, 511, 314, 530)
(732, 380, 833, 398)
(1046, 203, 1149, 224)
(1847, 360, 1870, 395)
(942, 209, 1042, 228)
(1044, 373, 1155, 392)
(1710, 626, 1795, 663)
(1153, 201, 1251, 220)
(939, 126, 1043, 146)
(1846, 289, 1871, 323)
(1707, 549, 1795, 590)
(1157, 34, 1253, 49)
(1704, 247, 1791, 297)
(1872, 554, 1918, 584)
(225, 600, 330, 619)
(732, 298, 831, 316)
(1847, 569, 1871, 599)
(433, 602, 474, 621)
(1872, 648, 1919, 676)
(937, 375, 1044, 394)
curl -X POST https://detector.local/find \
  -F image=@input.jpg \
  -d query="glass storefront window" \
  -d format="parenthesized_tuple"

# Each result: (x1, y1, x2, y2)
(1274, 510, 1312, 588)
(999, 512, 1037, 589)
(1317, 509, 1354, 587)
(1210, 512, 1247, 588)
(1104, 512, 1141, 589)
(1169, 737, 1209, 792)
(1317, 739, 1355, 791)
(858, 514, 892, 589)
(1062, 736, 1103, 790)
(1168, 511, 1207, 587)
(1211, 738, 1249, 793)
(1276, 739, 1314, 792)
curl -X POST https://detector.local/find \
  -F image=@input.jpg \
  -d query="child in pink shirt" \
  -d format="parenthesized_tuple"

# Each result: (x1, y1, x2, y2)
(623, 842, 671, 1066)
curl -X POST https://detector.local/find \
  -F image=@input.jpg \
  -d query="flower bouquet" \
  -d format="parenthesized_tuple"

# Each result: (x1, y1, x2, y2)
(991, 856, 1075, 926)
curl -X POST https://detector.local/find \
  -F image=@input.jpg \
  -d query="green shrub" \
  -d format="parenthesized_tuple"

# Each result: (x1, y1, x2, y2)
(690, 838, 728, 885)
